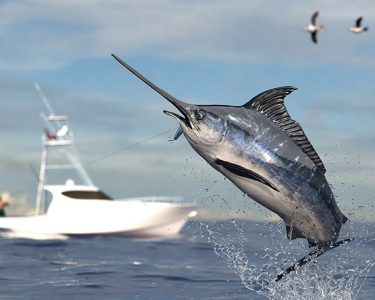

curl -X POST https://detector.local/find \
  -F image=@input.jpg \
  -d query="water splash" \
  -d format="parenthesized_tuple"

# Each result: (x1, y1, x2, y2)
(199, 219, 374, 300)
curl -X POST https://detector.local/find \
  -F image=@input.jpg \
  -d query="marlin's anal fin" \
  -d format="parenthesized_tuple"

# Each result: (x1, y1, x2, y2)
(215, 159, 279, 192)
(342, 214, 349, 224)
(245, 86, 326, 174)
(286, 224, 304, 240)
(308, 240, 317, 248)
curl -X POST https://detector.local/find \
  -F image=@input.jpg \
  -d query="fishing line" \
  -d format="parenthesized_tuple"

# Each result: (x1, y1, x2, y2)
(14, 127, 178, 197)
(82, 127, 177, 168)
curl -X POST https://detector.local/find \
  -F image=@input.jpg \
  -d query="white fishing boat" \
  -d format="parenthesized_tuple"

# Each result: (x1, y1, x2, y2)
(0, 89, 197, 239)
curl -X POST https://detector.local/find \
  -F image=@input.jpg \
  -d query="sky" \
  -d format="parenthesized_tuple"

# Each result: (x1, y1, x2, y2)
(0, 0, 374, 220)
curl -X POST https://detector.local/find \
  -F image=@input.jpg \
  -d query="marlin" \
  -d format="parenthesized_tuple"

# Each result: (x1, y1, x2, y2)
(111, 54, 349, 267)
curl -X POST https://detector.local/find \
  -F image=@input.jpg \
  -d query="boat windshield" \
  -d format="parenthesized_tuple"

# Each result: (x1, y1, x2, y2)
(62, 190, 113, 200)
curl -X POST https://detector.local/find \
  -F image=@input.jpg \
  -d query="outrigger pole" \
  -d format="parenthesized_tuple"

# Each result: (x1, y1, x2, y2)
(34, 82, 55, 116)
(33, 83, 94, 215)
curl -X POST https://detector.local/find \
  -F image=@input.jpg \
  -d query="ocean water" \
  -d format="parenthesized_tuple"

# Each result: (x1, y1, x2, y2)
(0, 220, 373, 300)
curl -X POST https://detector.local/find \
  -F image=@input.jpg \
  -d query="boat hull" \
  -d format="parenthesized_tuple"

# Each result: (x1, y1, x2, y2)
(0, 200, 197, 239)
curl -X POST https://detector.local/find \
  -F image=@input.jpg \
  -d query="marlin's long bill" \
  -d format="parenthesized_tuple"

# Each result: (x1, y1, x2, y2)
(111, 54, 181, 106)
(111, 54, 191, 128)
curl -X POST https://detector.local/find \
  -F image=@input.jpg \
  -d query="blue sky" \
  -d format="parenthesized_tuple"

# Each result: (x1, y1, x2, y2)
(0, 0, 374, 220)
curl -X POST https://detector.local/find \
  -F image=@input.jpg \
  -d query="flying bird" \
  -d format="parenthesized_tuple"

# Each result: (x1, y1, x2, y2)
(349, 17, 369, 34)
(112, 54, 348, 251)
(304, 11, 325, 44)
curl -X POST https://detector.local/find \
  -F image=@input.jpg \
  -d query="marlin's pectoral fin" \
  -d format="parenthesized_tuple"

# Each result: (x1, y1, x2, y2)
(215, 159, 279, 192)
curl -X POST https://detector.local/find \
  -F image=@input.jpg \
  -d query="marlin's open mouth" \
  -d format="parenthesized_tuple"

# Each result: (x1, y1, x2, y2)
(163, 109, 192, 129)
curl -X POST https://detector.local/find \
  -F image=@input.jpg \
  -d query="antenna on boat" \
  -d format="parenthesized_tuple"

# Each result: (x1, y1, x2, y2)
(28, 163, 39, 183)
(33, 83, 94, 215)
(34, 82, 55, 116)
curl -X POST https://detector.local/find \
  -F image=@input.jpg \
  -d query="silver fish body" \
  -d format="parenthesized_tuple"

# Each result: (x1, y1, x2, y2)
(112, 54, 348, 248)
(188, 106, 346, 247)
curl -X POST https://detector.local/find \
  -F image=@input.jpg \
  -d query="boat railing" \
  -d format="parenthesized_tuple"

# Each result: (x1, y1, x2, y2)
(116, 196, 194, 204)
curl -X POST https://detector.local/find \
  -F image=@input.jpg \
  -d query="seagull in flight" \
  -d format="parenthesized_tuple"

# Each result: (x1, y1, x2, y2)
(304, 11, 325, 44)
(349, 17, 369, 34)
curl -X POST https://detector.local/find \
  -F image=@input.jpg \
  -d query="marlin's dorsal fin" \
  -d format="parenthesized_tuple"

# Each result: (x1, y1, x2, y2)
(245, 86, 326, 174)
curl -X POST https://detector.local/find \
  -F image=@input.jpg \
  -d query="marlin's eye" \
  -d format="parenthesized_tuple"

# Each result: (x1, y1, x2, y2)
(195, 110, 205, 120)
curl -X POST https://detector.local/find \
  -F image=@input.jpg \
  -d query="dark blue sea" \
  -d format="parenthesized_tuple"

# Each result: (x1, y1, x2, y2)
(0, 220, 373, 300)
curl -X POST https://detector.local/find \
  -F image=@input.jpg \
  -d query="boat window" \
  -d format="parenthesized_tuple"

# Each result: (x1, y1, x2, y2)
(62, 190, 113, 200)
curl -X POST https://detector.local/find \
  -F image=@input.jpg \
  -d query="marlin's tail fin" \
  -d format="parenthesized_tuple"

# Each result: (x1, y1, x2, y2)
(274, 237, 354, 282)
